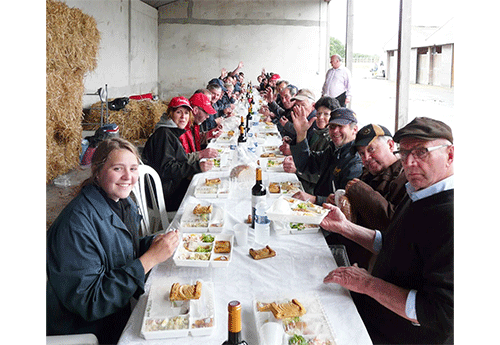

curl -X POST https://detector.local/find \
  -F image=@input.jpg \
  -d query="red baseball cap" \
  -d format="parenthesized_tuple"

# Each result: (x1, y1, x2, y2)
(270, 74, 281, 81)
(189, 93, 216, 115)
(168, 96, 193, 110)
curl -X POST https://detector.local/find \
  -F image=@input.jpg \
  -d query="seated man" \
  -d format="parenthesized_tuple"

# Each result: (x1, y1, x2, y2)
(326, 123, 408, 268)
(322, 117, 454, 344)
(289, 107, 363, 206)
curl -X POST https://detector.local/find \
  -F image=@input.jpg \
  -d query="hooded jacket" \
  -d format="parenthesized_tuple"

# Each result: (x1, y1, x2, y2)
(46, 184, 153, 344)
(142, 117, 202, 211)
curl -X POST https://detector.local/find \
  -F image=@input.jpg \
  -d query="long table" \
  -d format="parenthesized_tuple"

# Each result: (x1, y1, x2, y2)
(118, 109, 372, 345)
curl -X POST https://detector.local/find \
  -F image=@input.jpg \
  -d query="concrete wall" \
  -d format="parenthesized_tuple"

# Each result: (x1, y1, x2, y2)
(157, 0, 329, 101)
(65, 0, 159, 107)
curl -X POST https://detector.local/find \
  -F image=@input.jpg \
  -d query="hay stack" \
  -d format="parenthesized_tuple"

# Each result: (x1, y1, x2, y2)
(84, 99, 168, 144)
(46, 0, 100, 183)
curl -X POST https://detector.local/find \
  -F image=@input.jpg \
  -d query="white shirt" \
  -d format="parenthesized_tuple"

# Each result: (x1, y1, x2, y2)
(322, 66, 352, 99)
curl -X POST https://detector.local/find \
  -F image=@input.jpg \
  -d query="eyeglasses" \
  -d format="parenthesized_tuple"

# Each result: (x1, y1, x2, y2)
(316, 111, 331, 118)
(394, 144, 450, 161)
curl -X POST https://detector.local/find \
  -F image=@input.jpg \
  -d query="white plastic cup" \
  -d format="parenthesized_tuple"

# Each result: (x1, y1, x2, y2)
(260, 322, 284, 345)
(335, 189, 346, 206)
(233, 223, 249, 246)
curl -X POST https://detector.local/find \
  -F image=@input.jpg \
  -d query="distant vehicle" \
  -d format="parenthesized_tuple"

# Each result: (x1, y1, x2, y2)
(370, 61, 386, 78)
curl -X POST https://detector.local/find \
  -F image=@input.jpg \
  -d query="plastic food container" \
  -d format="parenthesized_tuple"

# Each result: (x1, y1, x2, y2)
(267, 180, 304, 197)
(266, 196, 329, 224)
(180, 202, 225, 232)
(253, 292, 337, 345)
(141, 279, 215, 339)
(193, 177, 231, 199)
(173, 233, 234, 268)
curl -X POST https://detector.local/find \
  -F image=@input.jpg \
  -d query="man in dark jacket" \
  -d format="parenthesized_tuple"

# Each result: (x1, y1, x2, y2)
(326, 124, 408, 268)
(289, 107, 363, 206)
(322, 117, 454, 344)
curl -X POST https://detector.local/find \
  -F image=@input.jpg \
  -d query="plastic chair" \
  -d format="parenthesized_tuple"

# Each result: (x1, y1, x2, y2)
(46, 333, 99, 345)
(131, 164, 170, 235)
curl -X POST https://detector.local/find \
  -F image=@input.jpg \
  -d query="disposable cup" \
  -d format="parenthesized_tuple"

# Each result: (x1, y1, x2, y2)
(260, 322, 284, 345)
(233, 223, 248, 246)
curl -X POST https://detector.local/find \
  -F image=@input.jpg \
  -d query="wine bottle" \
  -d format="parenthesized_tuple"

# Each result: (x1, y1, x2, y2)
(237, 116, 246, 143)
(246, 108, 252, 132)
(251, 167, 266, 228)
(222, 300, 248, 345)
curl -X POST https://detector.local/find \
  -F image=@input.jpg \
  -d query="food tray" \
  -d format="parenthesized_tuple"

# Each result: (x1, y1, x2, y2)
(265, 157, 285, 172)
(253, 293, 336, 345)
(288, 222, 320, 234)
(208, 151, 233, 171)
(173, 233, 234, 267)
(262, 145, 281, 154)
(266, 196, 329, 224)
(268, 181, 303, 197)
(141, 278, 215, 339)
(258, 122, 279, 133)
(193, 177, 230, 199)
(180, 201, 225, 232)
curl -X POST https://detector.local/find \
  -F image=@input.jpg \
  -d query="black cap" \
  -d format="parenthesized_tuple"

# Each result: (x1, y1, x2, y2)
(393, 117, 453, 143)
(329, 108, 358, 125)
(355, 124, 392, 147)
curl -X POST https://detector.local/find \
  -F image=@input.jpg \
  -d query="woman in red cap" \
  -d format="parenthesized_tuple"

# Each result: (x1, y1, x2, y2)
(142, 96, 214, 212)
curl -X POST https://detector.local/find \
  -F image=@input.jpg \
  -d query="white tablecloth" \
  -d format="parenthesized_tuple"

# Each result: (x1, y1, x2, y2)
(118, 169, 372, 345)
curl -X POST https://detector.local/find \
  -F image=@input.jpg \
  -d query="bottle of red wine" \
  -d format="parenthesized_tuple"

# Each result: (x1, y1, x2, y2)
(237, 116, 246, 143)
(222, 300, 248, 345)
(251, 167, 266, 228)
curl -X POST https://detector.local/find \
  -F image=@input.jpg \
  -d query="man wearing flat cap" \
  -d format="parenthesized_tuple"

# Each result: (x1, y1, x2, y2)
(322, 117, 454, 344)
(326, 123, 408, 268)
(288, 107, 363, 206)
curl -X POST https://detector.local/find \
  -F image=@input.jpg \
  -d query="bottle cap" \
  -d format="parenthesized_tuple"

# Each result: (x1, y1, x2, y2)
(227, 300, 242, 333)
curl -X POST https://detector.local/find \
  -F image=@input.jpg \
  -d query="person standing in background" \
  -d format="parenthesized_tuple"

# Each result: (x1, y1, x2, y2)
(322, 54, 352, 107)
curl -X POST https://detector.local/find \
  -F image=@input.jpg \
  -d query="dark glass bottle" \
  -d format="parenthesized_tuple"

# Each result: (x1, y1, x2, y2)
(222, 300, 248, 345)
(251, 167, 266, 228)
(237, 116, 246, 143)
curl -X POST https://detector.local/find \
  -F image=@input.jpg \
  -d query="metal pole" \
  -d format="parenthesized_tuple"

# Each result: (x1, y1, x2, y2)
(345, 0, 354, 72)
(395, 0, 412, 132)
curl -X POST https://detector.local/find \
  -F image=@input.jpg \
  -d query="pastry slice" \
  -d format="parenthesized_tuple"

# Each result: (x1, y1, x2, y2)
(269, 299, 306, 319)
(169, 281, 202, 301)
(249, 245, 276, 260)
(193, 204, 213, 215)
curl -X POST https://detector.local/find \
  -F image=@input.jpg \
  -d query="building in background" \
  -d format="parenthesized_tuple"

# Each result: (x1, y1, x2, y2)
(384, 18, 454, 87)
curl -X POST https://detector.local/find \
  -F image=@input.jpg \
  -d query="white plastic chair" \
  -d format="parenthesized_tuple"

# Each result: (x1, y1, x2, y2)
(131, 164, 170, 235)
(46, 333, 98, 345)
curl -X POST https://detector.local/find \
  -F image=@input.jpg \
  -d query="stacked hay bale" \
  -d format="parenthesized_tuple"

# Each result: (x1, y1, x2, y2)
(84, 99, 168, 145)
(46, 0, 100, 183)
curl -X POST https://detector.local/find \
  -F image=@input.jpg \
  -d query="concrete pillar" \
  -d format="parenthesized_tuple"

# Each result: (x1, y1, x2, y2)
(395, 0, 412, 132)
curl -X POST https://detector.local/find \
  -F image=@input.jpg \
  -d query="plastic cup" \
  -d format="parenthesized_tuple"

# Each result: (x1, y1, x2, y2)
(233, 223, 248, 246)
(260, 322, 284, 345)
(335, 189, 346, 206)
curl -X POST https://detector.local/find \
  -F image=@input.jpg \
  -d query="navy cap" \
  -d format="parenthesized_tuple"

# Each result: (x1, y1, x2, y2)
(329, 108, 358, 125)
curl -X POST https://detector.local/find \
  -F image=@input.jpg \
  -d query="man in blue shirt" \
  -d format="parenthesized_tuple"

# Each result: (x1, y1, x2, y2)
(322, 117, 454, 344)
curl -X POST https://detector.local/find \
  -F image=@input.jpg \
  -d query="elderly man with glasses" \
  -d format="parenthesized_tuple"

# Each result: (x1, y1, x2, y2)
(321, 117, 454, 344)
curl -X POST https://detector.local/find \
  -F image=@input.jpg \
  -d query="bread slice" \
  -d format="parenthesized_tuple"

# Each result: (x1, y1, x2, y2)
(193, 204, 213, 215)
(269, 299, 306, 319)
(249, 245, 276, 260)
(169, 281, 202, 301)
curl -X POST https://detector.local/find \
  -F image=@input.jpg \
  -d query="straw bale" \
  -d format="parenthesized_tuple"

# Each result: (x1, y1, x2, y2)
(84, 99, 167, 142)
(46, 0, 100, 183)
